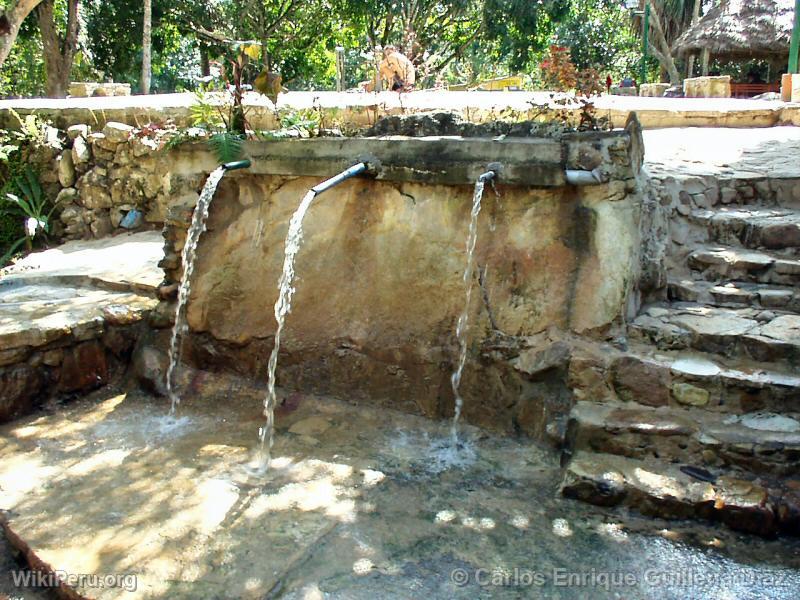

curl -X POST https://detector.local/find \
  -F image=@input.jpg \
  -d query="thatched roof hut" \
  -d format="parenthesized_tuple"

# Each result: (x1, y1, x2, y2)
(674, 0, 795, 59)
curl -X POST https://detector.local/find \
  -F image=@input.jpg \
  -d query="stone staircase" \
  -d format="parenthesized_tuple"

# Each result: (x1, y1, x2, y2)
(559, 178, 800, 537)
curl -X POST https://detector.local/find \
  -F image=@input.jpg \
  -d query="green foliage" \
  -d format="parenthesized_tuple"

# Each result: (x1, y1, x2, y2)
(0, 20, 46, 97)
(84, 0, 195, 92)
(189, 87, 225, 130)
(278, 109, 321, 135)
(207, 132, 243, 164)
(483, 0, 570, 71)
(0, 166, 57, 265)
(553, 0, 641, 79)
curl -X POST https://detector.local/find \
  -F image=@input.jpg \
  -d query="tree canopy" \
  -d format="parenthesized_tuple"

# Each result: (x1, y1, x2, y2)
(0, 0, 706, 97)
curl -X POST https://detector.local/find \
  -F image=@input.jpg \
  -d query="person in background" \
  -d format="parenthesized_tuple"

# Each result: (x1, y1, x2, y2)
(605, 74, 612, 94)
(379, 45, 416, 91)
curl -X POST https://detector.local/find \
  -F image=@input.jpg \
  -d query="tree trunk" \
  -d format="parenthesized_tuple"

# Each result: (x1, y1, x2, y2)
(36, 0, 79, 98)
(199, 43, 210, 77)
(645, 0, 681, 85)
(0, 0, 46, 70)
(686, 0, 702, 78)
(142, 0, 152, 94)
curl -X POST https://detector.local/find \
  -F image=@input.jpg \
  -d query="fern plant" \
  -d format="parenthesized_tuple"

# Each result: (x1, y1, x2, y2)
(207, 132, 244, 164)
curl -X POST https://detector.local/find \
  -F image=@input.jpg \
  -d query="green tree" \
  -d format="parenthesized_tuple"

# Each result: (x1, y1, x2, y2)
(553, 0, 640, 79)
(83, 0, 192, 91)
(35, 0, 79, 97)
(482, 0, 570, 71)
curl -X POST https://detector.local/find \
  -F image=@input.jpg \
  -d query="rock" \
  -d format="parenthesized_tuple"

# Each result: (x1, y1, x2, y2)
(55, 187, 79, 206)
(102, 304, 145, 326)
(0, 364, 44, 422)
(672, 382, 710, 406)
(670, 220, 689, 245)
(67, 124, 90, 139)
(71, 135, 91, 165)
(133, 344, 167, 394)
(58, 341, 108, 393)
(80, 185, 112, 210)
(42, 349, 64, 366)
(59, 204, 86, 234)
(755, 310, 776, 323)
(720, 188, 737, 204)
(148, 301, 176, 329)
(103, 122, 134, 144)
(670, 356, 720, 377)
(131, 136, 159, 157)
(758, 289, 793, 308)
(775, 491, 800, 535)
(102, 326, 135, 358)
(561, 455, 627, 507)
(567, 354, 615, 402)
(57, 150, 76, 187)
(611, 355, 671, 406)
(157, 283, 179, 300)
(739, 413, 800, 433)
(288, 416, 332, 436)
(0, 347, 30, 367)
(513, 341, 571, 378)
(714, 476, 776, 537)
(90, 214, 113, 237)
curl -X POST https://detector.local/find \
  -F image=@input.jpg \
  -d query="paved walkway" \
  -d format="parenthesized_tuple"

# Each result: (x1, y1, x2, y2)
(643, 127, 800, 179)
(1, 231, 164, 292)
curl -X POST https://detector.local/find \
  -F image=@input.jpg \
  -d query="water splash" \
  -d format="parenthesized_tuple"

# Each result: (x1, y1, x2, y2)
(166, 166, 226, 413)
(258, 189, 318, 467)
(450, 176, 489, 445)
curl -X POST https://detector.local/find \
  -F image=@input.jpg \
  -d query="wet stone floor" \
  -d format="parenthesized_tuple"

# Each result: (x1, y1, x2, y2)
(1, 387, 800, 599)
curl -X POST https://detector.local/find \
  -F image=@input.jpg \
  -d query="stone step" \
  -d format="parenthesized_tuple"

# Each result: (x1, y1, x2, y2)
(607, 348, 800, 415)
(691, 207, 800, 251)
(668, 278, 800, 313)
(560, 451, 799, 537)
(563, 401, 800, 477)
(688, 245, 800, 286)
(630, 304, 800, 364)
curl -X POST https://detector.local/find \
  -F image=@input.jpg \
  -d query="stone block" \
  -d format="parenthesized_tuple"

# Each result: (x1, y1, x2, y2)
(639, 83, 670, 97)
(683, 76, 731, 99)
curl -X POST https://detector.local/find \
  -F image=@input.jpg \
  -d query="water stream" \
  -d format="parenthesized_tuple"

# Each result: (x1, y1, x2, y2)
(450, 174, 491, 444)
(257, 163, 369, 469)
(257, 189, 318, 466)
(165, 166, 226, 413)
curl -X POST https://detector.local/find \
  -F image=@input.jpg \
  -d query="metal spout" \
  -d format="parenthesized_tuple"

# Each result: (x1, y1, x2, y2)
(565, 167, 608, 186)
(479, 162, 502, 183)
(311, 162, 369, 195)
(222, 159, 252, 171)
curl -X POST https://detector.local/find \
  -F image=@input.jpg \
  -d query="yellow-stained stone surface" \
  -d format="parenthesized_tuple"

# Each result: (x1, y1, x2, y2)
(683, 76, 732, 99)
(187, 177, 638, 344)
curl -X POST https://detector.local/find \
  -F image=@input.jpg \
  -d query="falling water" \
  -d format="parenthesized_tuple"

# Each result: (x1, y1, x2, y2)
(257, 189, 318, 466)
(165, 166, 226, 413)
(450, 175, 490, 445)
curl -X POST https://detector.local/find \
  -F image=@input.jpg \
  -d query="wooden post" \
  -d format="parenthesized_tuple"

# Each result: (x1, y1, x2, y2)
(790, 0, 800, 73)
(701, 48, 710, 76)
(335, 46, 345, 92)
(374, 46, 383, 92)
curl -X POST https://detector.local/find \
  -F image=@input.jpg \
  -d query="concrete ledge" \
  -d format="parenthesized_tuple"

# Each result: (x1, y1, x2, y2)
(0, 91, 797, 131)
(169, 128, 638, 188)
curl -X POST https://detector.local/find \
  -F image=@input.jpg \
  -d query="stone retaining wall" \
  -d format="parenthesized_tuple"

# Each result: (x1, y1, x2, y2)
(146, 126, 647, 437)
(645, 171, 800, 277)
